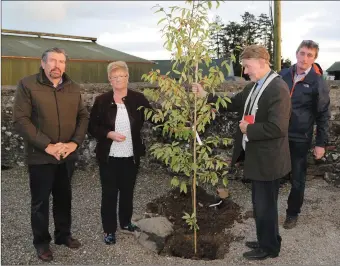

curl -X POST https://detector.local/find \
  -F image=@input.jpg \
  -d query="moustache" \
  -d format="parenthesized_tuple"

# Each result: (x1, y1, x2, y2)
(51, 68, 61, 73)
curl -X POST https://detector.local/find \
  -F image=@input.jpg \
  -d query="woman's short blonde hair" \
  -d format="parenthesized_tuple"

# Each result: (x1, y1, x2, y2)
(240, 45, 270, 64)
(107, 61, 129, 77)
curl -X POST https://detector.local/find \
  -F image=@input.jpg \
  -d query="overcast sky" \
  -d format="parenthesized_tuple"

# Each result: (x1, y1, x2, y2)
(2, 1, 340, 70)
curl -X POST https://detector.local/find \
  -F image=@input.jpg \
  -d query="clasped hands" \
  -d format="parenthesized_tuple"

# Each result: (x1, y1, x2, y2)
(45, 142, 78, 160)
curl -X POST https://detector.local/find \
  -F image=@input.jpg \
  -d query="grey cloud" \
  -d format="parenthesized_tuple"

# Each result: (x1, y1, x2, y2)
(301, 22, 340, 42)
(321, 47, 340, 54)
(64, 2, 159, 23)
(2, 0, 339, 65)
(99, 41, 164, 53)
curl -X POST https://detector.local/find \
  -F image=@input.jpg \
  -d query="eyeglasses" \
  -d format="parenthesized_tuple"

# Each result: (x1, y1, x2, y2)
(109, 75, 128, 80)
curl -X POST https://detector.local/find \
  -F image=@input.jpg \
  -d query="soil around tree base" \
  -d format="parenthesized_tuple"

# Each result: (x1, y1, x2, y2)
(146, 186, 243, 260)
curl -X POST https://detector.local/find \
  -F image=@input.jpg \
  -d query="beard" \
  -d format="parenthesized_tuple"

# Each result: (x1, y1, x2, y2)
(49, 68, 62, 78)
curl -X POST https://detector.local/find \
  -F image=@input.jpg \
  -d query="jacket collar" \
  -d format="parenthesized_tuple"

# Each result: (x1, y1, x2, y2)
(37, 67, 72, 88)
(290, 63, 321, 84)
(112, 89, 133, 104)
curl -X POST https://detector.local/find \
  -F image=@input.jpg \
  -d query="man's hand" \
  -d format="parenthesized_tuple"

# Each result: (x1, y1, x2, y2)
(46, 142, 78, 160)
(107, 131, 126, 142)
(192, 83, 207, 98)
(45, 144, 63, 160)
(60, 142, 78, 159)
(239, 120, 249, 134)
(313, 146, 325, 160)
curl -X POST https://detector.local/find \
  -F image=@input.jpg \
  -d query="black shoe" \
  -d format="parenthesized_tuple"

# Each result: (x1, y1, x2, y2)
(245, 241, 260, 249)
(104, 233, 116, 245)
(36, 246, 53, 262)
(283, 215, 298, 229)
(55, 236, 81, 249)
(121, 222, 141, 234)
(243, 248, 278, 260)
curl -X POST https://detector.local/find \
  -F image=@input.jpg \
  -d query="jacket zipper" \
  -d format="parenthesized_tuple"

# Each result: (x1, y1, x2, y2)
(53, 90, 61, 142)
(123, 97, 136, 164)
(52, 89, 62, 164)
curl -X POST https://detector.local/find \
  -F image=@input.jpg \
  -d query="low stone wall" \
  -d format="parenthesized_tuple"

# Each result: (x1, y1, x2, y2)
(1, 80, 340, 185)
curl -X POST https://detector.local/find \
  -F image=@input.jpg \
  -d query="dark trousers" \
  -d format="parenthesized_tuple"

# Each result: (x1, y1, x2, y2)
(28, 162, 75, 248)
(99, 157, 137, 234)
(286, 141, 310, 217)
(252, 179, 281, 254)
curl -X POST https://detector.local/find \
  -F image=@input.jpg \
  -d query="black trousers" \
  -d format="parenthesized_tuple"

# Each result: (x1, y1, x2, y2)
(286, 141, 311, 217)
(252, 179, 281, 255)
(28, 161, 75, 248)
(99, 157, 138, 234)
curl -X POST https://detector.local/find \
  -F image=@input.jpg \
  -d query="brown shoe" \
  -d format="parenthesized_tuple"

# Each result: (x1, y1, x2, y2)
(283, 215, 298, 229)
(55, 236, 81, 249)
(36, 246, 53, 262)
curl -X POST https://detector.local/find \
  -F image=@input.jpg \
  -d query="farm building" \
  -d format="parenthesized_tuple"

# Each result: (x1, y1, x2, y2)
(1, 29, 155, 85)
(326, 61, 340, 80)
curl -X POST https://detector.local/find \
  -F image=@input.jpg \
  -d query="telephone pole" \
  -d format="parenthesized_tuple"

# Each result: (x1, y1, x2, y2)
(273, 0, 281, 71)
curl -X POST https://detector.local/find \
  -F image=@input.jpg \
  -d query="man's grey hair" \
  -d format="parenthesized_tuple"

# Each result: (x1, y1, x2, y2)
(41, 47, 68, 62)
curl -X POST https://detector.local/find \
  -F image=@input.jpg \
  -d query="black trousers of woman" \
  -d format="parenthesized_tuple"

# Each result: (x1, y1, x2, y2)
(99, 157, 138, 234)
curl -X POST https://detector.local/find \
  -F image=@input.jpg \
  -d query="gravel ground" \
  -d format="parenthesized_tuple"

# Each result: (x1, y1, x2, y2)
(1, 163, 340, 265)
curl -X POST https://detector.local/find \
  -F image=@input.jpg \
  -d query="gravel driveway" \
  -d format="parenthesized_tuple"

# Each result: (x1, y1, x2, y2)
(1, 164, 339, 265)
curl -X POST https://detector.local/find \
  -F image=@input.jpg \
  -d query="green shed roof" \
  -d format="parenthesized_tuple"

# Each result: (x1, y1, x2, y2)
(326, 61, 340, 72)
(1, 33, 153, 63)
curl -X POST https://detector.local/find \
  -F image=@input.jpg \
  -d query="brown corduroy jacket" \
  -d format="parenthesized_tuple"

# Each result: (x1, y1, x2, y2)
(13, 68, 89, 165)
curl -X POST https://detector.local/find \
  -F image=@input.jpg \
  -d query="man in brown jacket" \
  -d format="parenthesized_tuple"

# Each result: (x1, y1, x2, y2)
(193, 45, 291, 260)
(13, 47, 89, 262)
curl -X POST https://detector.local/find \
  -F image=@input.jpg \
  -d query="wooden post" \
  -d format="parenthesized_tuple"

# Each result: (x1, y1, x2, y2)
(193, 61, 198, 254)
(273, 0, 281, 72)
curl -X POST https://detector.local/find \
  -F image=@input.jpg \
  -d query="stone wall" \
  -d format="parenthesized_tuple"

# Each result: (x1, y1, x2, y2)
(1, 80, 340, 185)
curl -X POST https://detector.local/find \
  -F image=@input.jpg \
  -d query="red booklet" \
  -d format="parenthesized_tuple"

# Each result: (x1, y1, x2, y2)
(244, 115, 255, 124)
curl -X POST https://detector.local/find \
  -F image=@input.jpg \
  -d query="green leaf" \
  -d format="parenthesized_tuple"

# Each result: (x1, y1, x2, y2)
(154, 7, 164, 14)
(180, 181, 187, 194)
(223, 177, 229, 187)
(146, 110, 153, 120)
(220, 98, 227, 108)
(157, 17, 167, 25)
(171, 176, 180, 187)
(219, 71, 225, 82)
(182, 212, 191, 220)
(231, 53, 236, 62)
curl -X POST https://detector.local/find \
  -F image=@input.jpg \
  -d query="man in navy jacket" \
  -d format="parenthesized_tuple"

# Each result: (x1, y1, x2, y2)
(280, 40, 330, 229)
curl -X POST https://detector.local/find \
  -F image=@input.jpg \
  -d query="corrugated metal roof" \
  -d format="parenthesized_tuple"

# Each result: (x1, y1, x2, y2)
(1, 34, 153, 63)
(326, 61, 340, 72)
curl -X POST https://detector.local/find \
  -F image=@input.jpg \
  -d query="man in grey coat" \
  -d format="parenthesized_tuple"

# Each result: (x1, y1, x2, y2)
(193, 45, 291, 260)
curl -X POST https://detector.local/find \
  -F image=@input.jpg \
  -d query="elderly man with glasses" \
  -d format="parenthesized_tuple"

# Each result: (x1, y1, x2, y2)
(279, 40, 331, 229)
